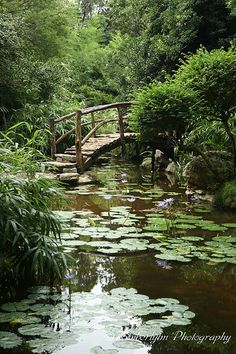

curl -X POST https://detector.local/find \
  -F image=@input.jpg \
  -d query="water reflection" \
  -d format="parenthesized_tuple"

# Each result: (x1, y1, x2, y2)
(1, 160, 236, 354)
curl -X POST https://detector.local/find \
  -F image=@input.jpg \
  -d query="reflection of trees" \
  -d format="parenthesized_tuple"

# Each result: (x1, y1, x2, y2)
(181, 261, 224, 283)
(75, 253, 139, 292)
(102, 256, 139, 291)
(74, 253, 99, 291)
(181, 261, 236, 293)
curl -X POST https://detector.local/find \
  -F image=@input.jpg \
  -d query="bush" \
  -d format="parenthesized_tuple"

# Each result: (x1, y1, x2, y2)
(214, 179, 236, 209)
(131, 80, 197, 143)
(174, 47, 236, 166)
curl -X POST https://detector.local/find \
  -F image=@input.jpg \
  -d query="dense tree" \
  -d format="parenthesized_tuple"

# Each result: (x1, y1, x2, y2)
(107, 0, 236, 85)
(0, 0, 76, 121)
(174, 47, 236, 168)
(131, 80, 197, 143)
(1, 0, 235, 137)
(132, 47, 236, 170)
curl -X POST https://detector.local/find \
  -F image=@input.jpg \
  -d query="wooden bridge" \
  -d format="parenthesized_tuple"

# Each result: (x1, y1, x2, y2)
(49, 102, 136, 173)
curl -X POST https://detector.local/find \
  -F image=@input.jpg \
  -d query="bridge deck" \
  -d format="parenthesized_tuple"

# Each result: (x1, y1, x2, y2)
(55, 132, 136, 171)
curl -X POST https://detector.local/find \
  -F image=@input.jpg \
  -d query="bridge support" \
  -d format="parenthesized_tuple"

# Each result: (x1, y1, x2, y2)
(50, 116, 56, 159)
(75, 110, 84, 172)
(117, 106, 126, 154)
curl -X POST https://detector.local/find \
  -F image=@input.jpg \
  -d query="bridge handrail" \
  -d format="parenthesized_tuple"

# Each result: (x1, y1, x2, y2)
(49, 101, 132, 171)
(53, 102, 131, 124)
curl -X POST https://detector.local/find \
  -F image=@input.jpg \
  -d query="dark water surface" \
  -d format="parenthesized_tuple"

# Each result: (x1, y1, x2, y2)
(1, 158, 236, 354)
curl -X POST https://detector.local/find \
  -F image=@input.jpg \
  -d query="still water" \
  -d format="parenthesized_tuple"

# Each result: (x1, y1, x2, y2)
(0, 158, 236, 354)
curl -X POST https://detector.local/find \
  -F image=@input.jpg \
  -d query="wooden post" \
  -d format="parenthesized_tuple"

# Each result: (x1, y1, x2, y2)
(49, 116, 56, 159)
(117, 106, 125, 154)
(75, 110, 84, 172)
(91, 112, 96, 137)
(151, 147, 156, 184)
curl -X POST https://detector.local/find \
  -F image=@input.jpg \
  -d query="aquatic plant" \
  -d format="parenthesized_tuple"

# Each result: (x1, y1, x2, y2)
(0, 132, 70, 286)
(0, 287, 195, 352)
(157, 198, 175, 208)
(156, 198, 176, 236)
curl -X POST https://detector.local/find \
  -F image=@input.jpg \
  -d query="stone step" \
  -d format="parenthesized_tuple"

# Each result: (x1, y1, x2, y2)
(55, 154, 76, 163)
(63, 167, 77, 174)
(42, 161, 76, 173)
(59, 172, 79, 184)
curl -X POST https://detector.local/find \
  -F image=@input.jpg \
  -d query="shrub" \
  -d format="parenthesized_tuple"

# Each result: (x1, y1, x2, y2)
(214, 179, 236, 209)
(131, 80, 197, 143)
(174, 47, 236, 167)
(0, 128, 70, 284)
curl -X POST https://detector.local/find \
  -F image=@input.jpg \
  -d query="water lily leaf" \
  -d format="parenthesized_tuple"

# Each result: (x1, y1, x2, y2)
(155, 254, 191, 262)
(194, 208, 210, 213)
(205, 225, 227, 231)
(222, 223, 236, 228)
(10, 316, 41, 326)
(27, 333, 78, 354)
(129, 324, 163, 337)
(18, 324, 52, 337)
(225, 258, 236, 264)
(175, 224, 196, 230)
(0, 312, 27, 323)
(213, 236, 236, 243)
(90, 346, 118, 354)
(53, 211, 75, 220)
(181, 236, 204, 242)
(176, 214, 202, 220)
(62, 240, 88, 247)
(0, 331, 22, 349)
(183, 311, 196, 319)
(27, 286, 55, 295)
(1, 301, 31, 312)
(30, 303, 55, 315)
(144, 225, 168, 231)
(113, 339, 145, 349)
(97, 248, 121, 254)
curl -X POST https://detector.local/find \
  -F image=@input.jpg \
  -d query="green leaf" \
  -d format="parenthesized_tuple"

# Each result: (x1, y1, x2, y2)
(0, 331, 22, 349)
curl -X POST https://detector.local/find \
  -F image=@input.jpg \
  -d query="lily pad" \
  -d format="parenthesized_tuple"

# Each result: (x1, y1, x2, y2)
(90, 346, 119, 354)
(129, 324, 163, 337)
(0, 331, 22, 349)
(113, 339, 145, 349)
(222, 223, 236, 228)
(18, 324, 52, 337)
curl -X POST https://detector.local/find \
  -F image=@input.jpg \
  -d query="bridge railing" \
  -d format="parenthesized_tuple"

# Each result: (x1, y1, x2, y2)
(49, 102, 132, 171)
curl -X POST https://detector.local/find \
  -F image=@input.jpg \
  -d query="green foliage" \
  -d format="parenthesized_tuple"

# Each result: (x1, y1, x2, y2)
(184, 120, 230, 151)
(131, 80, 197, 142)
(69, 15, 122, 106)
(108, 0, 235, 84)
(214, 179, 236, 209)
(1, 0, 235, 153)
(174, 47, 236, 121)
(174, 47, 236, 165)
(0, 0, 77, 128)
(132, 46, 236, 172)
(0, 130, 69, 283)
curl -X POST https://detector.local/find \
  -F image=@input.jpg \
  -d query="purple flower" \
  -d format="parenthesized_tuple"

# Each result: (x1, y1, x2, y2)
(157, 198, 175, 209)
(155, 260, 173, 270)
(127, 197, 136, 203)
(64, 273, 75, 280)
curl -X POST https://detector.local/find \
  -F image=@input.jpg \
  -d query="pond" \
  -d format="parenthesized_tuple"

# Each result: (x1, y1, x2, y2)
(0, 157, 236, 354)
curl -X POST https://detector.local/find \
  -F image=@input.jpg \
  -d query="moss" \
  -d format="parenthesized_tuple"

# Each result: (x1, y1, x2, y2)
(214, 179, 236, 209)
